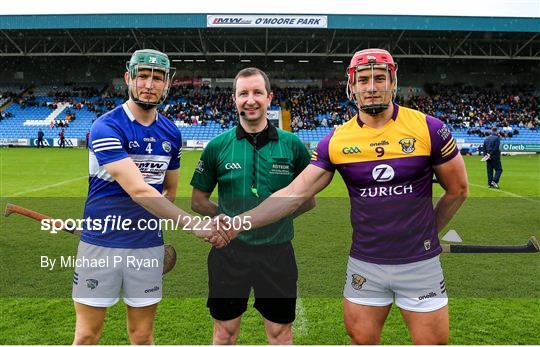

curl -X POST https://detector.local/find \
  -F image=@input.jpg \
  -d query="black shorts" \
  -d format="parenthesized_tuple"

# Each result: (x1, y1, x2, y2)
(207, 240, 298, 324)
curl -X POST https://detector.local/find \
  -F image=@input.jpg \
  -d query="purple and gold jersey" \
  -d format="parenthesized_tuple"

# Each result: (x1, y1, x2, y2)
(311, 104, 458, 265)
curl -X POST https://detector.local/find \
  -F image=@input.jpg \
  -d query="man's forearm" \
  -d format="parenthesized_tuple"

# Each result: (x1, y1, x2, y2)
(192, 199, 219, 217)
(291, 197, 316, 219)
(434, 193, 467, 233)
(239, 193, 307, 231)
(132, 190, 193, 228)
(163, 192, 176, 202)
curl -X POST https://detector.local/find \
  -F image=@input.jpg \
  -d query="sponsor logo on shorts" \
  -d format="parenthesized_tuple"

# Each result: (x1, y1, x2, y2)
(424, 239, 431, 250)
(418, 292, 437, 300)
(144, 285, 160, 293)
(351, 274, 366, 290)
(86, 279, 99, 290)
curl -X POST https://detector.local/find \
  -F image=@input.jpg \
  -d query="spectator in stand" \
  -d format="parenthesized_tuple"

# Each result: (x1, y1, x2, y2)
(321, 118, 328, 127)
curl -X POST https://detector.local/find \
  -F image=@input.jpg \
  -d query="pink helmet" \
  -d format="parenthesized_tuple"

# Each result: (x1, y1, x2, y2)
(347, 48, 397, 82)
(346, 48, 398, 115)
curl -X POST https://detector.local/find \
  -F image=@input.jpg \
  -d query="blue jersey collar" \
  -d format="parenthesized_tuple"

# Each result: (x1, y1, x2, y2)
(122, 102, 159, 123)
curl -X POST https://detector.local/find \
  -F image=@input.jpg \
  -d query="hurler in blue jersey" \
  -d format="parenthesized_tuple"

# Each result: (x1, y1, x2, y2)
(72, 49, 210, 345)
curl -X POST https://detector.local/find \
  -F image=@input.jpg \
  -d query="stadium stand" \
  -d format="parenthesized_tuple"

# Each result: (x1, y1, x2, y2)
(287, 84, 539, 144)
(0, 84, 27, 108)
(0, 83, 538, 146)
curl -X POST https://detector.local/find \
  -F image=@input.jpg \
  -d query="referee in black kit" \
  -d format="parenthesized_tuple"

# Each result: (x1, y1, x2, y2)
(190, 67, 314, 344)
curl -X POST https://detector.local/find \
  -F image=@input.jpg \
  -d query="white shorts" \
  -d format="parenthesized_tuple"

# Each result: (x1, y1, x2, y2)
(343, 256, 448, 312)
(72, 241, 164, 308)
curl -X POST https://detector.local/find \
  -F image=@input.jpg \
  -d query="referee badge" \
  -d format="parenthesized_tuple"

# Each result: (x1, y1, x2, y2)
(195, 160, 204, 173)
(351, 274, 366, 290)
(162, 141, 172, 153)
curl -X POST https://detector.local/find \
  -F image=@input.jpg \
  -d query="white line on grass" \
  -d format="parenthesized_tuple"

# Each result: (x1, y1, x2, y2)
(8, 176, 87, 197)
(293, 297, 308, 338)
(469, 183, 540, 204)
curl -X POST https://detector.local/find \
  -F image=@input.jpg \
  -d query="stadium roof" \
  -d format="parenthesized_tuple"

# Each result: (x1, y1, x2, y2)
(2, 0, 539, 18)
(0, 0, 538, 59)
(0, 14, 538, 32)
(1, 28, 538, 60)
(2, 0, 539, 31)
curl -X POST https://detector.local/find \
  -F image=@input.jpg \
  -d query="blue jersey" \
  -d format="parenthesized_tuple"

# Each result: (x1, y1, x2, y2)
(82, 103, 182, 248)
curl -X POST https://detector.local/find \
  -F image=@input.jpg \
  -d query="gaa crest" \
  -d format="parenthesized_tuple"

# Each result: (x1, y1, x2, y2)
(86, 279, 99, 290)
(399, 138, 416, 153)
(162, 141, 172, 153)
(351, 274, 366, 290)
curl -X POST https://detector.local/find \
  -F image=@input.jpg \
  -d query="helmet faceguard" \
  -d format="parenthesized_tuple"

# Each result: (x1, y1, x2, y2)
(126, 49, 176, 110)
(346, 48, 398, 116)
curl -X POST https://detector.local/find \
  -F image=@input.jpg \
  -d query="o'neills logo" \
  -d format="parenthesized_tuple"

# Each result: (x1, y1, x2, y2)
(370, 140, 389, 147)
(359, 184, 413, 197)
(418, 292, 437, 300)
(145, 285, 160, 293)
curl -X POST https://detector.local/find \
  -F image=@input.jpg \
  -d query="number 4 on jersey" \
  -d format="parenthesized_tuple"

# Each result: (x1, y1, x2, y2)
(146, 143, 153, 154)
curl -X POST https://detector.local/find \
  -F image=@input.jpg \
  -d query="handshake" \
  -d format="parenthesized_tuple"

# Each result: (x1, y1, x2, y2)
(192, 214, 252, 248)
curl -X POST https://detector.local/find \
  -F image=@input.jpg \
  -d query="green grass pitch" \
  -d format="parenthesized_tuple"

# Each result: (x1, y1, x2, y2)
(0, 147, 538, 344)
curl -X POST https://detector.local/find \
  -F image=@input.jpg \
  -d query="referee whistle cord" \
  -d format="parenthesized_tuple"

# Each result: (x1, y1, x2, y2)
(246, 122, 269, 198)
(251, 134, 259, 198)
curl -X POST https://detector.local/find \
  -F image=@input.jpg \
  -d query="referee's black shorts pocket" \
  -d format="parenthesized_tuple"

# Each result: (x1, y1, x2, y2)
(252, 243, 298, 324)
(207, 247, 251, 299)
(253, 242, 297, 299)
